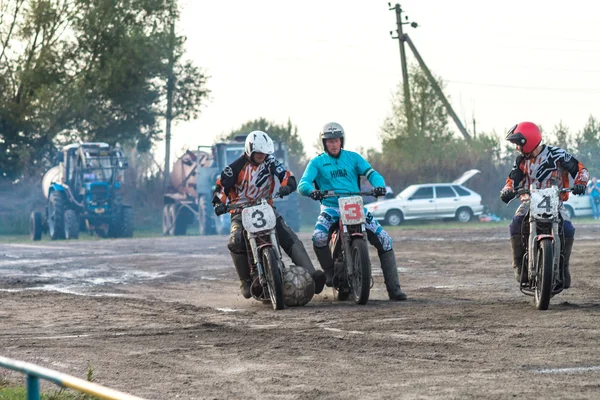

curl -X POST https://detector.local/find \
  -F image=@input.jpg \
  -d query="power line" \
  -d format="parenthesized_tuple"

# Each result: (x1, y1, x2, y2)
(446, 80, 600, 93)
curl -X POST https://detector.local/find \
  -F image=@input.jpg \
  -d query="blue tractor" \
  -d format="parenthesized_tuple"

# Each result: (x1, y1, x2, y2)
(30, 142, 133, 240)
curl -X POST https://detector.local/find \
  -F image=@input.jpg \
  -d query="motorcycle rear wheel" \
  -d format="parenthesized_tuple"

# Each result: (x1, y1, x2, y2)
(350, 239, 371, 305)
(262, 247, 285, 310)
(535, 238, 554, 310)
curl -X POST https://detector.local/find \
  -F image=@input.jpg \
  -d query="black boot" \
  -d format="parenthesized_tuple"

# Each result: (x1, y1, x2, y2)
(231, 252, 252, 299)
(510, 235, 526, 283)
(313, 244, 334, 287)
(289, 241, 325, 294)
(563, 238, 574, 289)
(379, 250, 408, 301)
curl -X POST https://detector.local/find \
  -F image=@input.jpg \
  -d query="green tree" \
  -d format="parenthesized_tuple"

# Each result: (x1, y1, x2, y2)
(371, 64, 510, 215)
(0, 0, 209, 181)
(574, 115, 600, 177)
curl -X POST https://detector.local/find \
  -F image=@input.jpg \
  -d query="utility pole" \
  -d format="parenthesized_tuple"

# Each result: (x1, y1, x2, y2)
(389, 3, 415, 133)
(164, 17, 175, 185)
(403, 34, 471, 140)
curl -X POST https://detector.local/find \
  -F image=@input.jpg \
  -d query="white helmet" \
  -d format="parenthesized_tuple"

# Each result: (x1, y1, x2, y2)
(245, 130, 274, 158)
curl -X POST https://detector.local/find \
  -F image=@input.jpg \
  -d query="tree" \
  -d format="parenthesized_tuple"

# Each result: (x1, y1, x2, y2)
(574, 116, 600, 177)
(371, 63, 510, 215)
(0, 0, 210, 181)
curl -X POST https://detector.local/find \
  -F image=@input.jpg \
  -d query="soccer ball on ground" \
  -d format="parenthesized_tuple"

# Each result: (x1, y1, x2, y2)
(283, 265, 315, 307)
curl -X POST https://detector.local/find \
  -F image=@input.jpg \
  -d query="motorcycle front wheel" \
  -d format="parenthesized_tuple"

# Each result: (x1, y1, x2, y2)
(262, 247, 285, 310)
(350, 239, 371, 305)
(535, 238, 554, 310)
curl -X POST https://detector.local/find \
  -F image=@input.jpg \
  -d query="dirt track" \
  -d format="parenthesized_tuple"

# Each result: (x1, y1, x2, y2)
(1, 224, 600, 399)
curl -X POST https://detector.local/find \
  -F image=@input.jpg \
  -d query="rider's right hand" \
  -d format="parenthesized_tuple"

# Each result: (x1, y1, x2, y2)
(309, 190, 324, 201)
(214, 203, 227, 216)
(500, 189, 517, 204)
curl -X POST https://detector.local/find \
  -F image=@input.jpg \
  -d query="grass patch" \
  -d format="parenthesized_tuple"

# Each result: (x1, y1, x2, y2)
(0, 365, 101, 399)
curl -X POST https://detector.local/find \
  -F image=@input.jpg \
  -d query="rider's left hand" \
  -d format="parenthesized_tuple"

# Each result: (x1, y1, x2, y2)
(573, 184, 586, 195)
(278, 185, 292, 197)
(374, 186, 387, 197)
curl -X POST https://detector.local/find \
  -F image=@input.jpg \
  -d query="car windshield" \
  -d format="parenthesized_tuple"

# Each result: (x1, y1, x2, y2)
(396, 185, 417, 199)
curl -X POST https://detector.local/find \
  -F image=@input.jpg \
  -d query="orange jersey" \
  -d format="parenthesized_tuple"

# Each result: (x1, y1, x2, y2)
(212, 154, 295, 208)
(502, 145, 589, 201)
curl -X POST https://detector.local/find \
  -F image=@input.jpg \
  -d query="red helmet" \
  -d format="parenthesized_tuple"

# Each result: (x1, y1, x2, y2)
(506, 122, 542, 155)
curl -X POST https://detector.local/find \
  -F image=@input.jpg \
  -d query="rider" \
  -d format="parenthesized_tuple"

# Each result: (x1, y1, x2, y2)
(212, 131, 326, 299)
(297, 122, 408, 301)
(500, 122, 588, 288)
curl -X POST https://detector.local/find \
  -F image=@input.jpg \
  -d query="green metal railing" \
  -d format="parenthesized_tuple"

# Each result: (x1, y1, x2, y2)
(0, 356, 147, 400)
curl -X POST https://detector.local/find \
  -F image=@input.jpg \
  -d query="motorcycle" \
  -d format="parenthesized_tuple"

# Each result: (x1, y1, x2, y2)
(314, 190, 378, 305)
(228, 194, 285, 310)
(510, 185, 572, 310)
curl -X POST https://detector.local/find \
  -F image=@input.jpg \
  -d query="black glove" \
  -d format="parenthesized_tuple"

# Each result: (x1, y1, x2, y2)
(374, 186, 387, 197)
(309, 190, 324, 201)
(500, 189, 517, 204)
(214, 203, 227, 216)
(278, 185, 292, 197)
(572, 184, 586, 195)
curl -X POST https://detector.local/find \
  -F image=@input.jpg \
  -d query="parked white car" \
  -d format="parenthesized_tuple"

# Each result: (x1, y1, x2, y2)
(365, 170, 484, 225)
(563, 194, 593, 219)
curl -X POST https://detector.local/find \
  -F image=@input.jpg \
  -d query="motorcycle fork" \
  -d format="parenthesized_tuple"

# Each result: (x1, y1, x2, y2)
(246, 229, 281, 286)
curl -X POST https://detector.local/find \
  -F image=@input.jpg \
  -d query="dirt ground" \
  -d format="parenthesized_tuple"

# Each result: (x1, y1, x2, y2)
(1, 223, 600, 399)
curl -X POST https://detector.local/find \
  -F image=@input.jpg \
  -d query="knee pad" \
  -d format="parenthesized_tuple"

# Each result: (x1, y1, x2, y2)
(312, 230, 329, 248)
(563, 220, 575, 239)
(228, 227, 246, 253)
(509, 215, 525, 237)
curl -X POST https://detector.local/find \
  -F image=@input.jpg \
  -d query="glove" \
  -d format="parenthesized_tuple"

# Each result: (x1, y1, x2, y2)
(278, 185, 292, 197)
(374, 186, 387, 197)
(214, 203, 227, 216)
(309, 190, 324, 201)
(500, 189, 517, 204)
(572, 184, 586, 195)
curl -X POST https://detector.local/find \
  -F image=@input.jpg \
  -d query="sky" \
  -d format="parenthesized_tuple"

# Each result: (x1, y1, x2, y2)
(163, 0, 600, 162)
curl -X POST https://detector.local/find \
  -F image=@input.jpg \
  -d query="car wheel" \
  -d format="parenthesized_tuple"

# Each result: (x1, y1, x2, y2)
(385, 210, 403, 226)
(563, 205, 574, 220)
(456, 207, 472, 223)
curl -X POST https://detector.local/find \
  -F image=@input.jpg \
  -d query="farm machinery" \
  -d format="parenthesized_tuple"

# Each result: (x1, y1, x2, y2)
(30, 142, 133, 240)
(163, 135, 301, 236)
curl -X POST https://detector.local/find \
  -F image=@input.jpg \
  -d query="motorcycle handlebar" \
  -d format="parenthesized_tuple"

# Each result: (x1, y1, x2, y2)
(515, 187, 572, 196)
(226, 193, 282, 211)
(318, 190, 379, 198)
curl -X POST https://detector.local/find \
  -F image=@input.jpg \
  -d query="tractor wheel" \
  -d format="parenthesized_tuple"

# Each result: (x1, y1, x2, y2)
(64, 209, 80, 240)
(162, 205, 173, 235)
(198, 196, 217, 235)
(118, 207, 134, 238)
(30, 211, 43, 241)
(171, 204, 188, 236)
(48, 191, 66, 240)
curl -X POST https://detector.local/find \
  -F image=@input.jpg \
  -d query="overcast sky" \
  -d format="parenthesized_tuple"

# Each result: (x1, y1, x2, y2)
(164, 0, 600, 160)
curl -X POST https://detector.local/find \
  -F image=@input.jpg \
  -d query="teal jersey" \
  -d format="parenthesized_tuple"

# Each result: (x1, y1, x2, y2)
(298, 150, 385, 208)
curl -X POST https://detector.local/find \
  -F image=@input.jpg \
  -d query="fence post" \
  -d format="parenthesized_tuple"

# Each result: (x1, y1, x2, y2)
(26, 373, 40, 400)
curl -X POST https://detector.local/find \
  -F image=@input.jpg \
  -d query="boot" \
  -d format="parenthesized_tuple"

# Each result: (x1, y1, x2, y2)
(314, 244, 334, 287)
(379, 250, 408, 301)
(563, 238, 574, 289)
(239, 279, 252, 299)
(231, 252, 252, 299)
(510, 235, 526, 283)
(289, 241, 325, 294)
